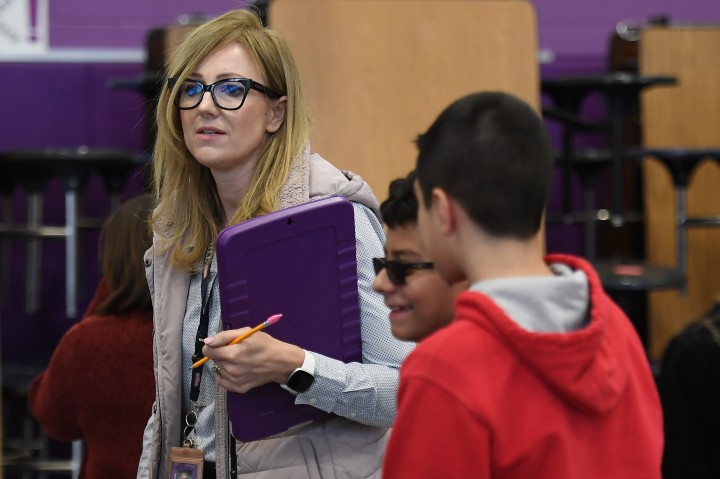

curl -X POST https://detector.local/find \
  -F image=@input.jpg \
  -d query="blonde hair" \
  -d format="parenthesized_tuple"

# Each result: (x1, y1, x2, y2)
(151, 9, 311, 270)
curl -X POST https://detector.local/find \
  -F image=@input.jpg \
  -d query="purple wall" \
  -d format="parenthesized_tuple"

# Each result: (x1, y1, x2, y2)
(48, 0, 241, 49)
(537, 0, 720, 63)
(22, 0, 720, 56)
(3, 0, 719, 149)
(2, 0, 720, 362)
(0, 64, 145, 151)
(34, 1, 720, 57)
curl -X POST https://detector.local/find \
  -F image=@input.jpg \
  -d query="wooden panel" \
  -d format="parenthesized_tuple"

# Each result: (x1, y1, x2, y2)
(270, 0, 539, 200)
(640, 27, 720, 359)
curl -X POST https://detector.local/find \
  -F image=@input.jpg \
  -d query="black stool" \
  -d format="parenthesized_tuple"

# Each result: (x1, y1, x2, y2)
(0, 147, 146, 317)
(555, 148, 686, 347)
(568, 149, 614, 261)
(2, 362, 80, 477)
(542, 74, 683, 348)
(596, 148, 720, 346)
(543, 72, 677, 225)
(594, 260, 686, 347)
(639, 148, 720, 279)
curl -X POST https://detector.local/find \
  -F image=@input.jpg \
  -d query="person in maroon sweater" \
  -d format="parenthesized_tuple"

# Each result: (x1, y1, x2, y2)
(383, 92, 663, 478)
(28, 194, 155, 479)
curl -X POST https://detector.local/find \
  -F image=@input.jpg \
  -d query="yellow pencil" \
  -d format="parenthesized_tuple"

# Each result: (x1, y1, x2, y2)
(190, 313, 283, 369)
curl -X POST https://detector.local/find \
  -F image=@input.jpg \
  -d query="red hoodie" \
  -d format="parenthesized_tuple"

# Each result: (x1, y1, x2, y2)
(383, 254, 663, 479)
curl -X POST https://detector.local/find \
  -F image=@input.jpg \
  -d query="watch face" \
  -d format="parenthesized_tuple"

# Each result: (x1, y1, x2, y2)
(287, 369, 314, 393)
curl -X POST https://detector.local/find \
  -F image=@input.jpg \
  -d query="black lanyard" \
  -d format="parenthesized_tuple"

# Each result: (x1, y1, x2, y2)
(185, 250, 239, 476)
(190, 262, 216, 402)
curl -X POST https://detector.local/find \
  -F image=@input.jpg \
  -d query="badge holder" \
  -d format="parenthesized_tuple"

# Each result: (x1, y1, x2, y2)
(168, 446, 203, 479)
(168, 406, 204, 478)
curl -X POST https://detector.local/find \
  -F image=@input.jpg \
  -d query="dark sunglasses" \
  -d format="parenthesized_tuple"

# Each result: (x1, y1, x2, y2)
(372, 257, 434, 286)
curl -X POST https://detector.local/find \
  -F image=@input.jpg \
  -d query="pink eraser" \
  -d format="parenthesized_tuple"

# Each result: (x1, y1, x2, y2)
(266, 314, 283, 325)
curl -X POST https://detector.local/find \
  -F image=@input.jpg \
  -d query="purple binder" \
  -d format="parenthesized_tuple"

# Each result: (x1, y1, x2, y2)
(215, 196, 362, 442)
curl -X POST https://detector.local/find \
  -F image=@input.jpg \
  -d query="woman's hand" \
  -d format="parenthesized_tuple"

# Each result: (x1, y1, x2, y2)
(201, 329, 305, 394)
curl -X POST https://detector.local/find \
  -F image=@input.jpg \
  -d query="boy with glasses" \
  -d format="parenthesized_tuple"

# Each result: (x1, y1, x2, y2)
(372, 171, 466, 342)
(382, 92, 663, 478)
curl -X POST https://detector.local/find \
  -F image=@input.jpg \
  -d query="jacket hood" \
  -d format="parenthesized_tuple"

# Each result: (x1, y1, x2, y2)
(457, 254, 632, 416)
(277, 142, 381, 220)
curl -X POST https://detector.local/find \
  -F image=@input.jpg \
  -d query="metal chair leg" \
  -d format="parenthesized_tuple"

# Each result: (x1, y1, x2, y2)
(26, 190, 43, 315)
(64, 186, 79, 319)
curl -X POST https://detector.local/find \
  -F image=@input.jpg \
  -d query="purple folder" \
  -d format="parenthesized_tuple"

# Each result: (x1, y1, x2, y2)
(215, 196, 362, 442)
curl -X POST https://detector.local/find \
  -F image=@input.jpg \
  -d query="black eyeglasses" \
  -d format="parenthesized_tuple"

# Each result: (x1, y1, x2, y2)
(167, 77, 282, 111)
(372, 257, 434, 286)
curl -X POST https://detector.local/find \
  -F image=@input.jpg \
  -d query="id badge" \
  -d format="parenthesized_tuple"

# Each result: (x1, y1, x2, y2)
(168, 446, 204, 479)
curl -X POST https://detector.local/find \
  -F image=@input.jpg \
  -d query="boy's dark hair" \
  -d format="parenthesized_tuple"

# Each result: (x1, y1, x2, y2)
(415, 91, 553, 239)
(380, 170, 418, 228)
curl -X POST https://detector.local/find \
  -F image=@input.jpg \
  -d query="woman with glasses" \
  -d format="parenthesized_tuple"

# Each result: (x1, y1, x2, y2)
(372, 171, 467, 342)
(137, 9, 413, 479)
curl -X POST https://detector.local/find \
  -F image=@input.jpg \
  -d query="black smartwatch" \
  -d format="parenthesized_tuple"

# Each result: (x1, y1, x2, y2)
(282, 350, 315, 394)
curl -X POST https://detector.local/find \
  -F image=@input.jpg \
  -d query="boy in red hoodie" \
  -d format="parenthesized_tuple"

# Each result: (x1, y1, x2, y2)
(383, 92, 663, 478)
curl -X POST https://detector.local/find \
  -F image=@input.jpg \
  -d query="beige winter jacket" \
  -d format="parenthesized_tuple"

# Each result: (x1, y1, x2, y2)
(138, 146, 407, 478)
